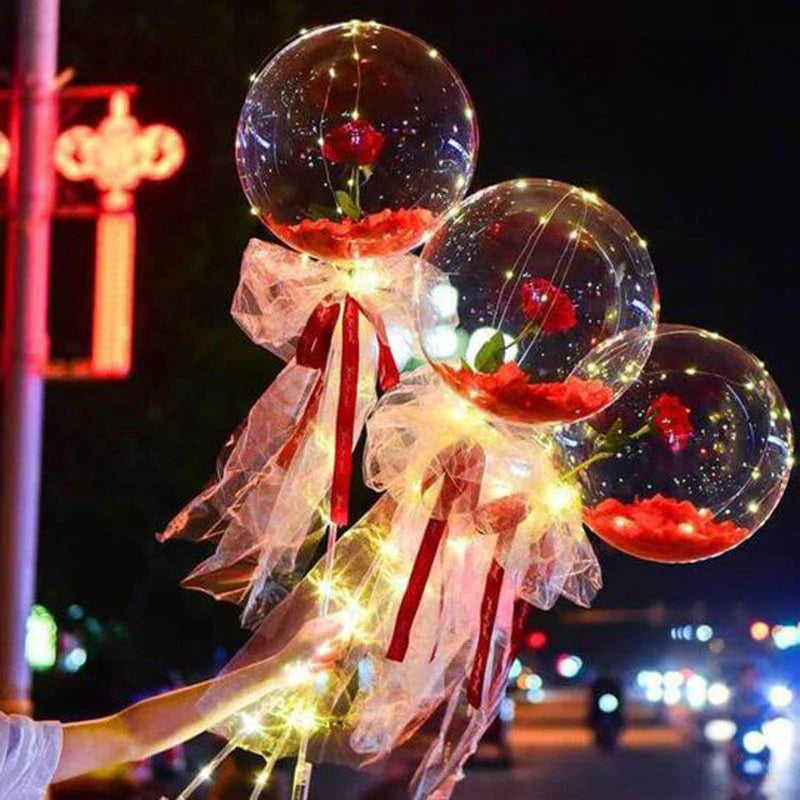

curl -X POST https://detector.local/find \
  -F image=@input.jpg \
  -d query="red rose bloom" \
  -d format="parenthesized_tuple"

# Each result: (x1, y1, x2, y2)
(321, 119, 386, 165)
(440, 362, 613, 425)
(647, 393, 693, 452)
(267, 208, 436, 261)
(519, 278, 577, 334)
(584, 494, 749, 563)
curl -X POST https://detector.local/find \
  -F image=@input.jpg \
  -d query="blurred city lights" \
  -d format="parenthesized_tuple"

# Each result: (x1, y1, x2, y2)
(743, 730, 767, 755)
(686, 674, 708, 709)
(768, 685, 794, 709)
(62, 645, 87, 673)
(695, 624, 714, 642)
(25, 605, 57, 671)
(704, 719, 737, 743)
(663, 670, 684, 688)
(645, 685, 664, 703)
(498, 697, 516, 722)
(707, 682, 731, 706)
(598, 693, 620, 713)
(750, 621, 771, 641)
(425, 325, 460, 358)
(742, 758, 766, 776)
(663, 687, 682, 706)
(708, 638, 725, 654)
(525, 630, 547, 650)
(637, 670, 662, 689)
(526, 688, 546, 703)
(556, 654, 583, 679)
(430, 283, 459, 319)
(772, 625, 800, 650)
(508, 658, 523, 681)
(764, 717, 793, 752)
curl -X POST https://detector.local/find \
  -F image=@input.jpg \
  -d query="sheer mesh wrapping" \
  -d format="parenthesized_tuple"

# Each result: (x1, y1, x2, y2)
(197, 368, 600, 798)
(158, 240, 420, 621)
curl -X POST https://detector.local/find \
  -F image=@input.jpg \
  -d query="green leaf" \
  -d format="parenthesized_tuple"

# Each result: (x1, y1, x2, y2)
(335, 190, 360, 220)
(473, 331, 505, 374)
(595, 418, 627, 454)
(459, 358, 473, 372)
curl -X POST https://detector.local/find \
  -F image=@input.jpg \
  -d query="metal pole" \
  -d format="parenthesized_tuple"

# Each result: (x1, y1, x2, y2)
(0, 0, 60, 715)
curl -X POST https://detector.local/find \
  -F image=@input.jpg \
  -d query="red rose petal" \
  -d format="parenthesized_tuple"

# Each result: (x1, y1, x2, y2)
(584, 494, 750, 562)
(439, 363, 613, 425)
(268, 207, 437, 260)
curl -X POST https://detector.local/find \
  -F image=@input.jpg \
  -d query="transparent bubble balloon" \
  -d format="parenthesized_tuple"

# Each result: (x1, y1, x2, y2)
(416, 179, 659, 426)
(237, 20, 478, 262)
(558, 325, 794, 563)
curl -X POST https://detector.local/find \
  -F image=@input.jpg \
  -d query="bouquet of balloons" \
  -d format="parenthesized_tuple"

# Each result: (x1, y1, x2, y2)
(160, 20, 794, 800)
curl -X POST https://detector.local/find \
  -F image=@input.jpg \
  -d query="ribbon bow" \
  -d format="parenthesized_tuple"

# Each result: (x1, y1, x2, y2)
(366, 369, 602, 708)
(159, 240, 418, 615)
(282, 294, 400, 525)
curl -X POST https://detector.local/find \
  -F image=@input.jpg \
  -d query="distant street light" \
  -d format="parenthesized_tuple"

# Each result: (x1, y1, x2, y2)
(750, 621, 770, 641)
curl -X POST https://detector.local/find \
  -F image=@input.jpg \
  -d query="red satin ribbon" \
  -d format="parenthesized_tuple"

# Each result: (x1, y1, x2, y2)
(386, 443, 484, 662)
(467, 558, 505, 708)
(276, 295, 398, 525)
(464, 494, 528, 708)
(510, 599, 532, 660)
(331, 296, 360, 525)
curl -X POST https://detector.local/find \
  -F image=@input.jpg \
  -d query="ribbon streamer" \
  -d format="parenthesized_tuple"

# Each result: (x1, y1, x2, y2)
(159, 240, 417, 619)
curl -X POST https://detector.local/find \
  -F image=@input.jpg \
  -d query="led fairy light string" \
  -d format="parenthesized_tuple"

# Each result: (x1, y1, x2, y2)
(167, 394, 598, 800)
(175, 738, 240, 800)
(171, 659, 321, 799)
(558, 325, 793, 564)
(287, 254, 401, 800)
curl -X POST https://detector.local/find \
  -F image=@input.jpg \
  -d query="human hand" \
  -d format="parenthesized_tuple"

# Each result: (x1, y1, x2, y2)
(280, 614, 346, 673)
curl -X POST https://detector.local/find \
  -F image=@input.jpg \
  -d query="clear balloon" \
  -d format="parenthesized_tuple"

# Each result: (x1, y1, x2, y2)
(416, 179, 659, 427)
(237, 21, 478, 262)
(559, 325, 794, 563)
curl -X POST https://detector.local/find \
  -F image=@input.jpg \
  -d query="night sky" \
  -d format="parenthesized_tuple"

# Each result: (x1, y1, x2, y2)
(1, 1, 797, 690)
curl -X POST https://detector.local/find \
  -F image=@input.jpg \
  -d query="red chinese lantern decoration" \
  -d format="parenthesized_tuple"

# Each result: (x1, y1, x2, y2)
(0, 131, 10, 177)
(54, 90, 185, 376)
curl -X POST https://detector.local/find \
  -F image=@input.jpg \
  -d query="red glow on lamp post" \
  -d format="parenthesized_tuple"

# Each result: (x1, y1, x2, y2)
(54, 90, 184, 377)
(0, 132, 9, 177)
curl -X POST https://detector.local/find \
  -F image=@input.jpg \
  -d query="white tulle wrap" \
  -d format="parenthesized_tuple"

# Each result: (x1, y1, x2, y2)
(159, 240, 420, 622)
(197, 368, 601, 799)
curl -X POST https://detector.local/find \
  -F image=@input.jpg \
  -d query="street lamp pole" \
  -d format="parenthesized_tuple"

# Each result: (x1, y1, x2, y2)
(0, 0, 60, 714)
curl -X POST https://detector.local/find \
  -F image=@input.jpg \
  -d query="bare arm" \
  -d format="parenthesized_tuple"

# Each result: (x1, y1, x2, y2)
(53, 616, 340, 783)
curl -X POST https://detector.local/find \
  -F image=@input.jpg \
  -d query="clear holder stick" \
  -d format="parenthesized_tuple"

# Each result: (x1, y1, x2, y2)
(175, 736, 240, 800)
(289, 521, 339, 800)
(249, 727, 292, 800)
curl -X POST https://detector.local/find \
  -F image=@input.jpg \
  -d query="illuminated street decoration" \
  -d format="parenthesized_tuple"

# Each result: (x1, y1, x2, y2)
(0, 131, 9, 177)
(54, 90, 185, 376)
(25, 605, 57, 672)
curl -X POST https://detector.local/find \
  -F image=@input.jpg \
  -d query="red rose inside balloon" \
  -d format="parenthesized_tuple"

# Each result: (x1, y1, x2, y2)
(520, 278, 578, 334)
(647, 393, 693, 453)
(321, 119, 386, 165)
(237, 22, 478, 261)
